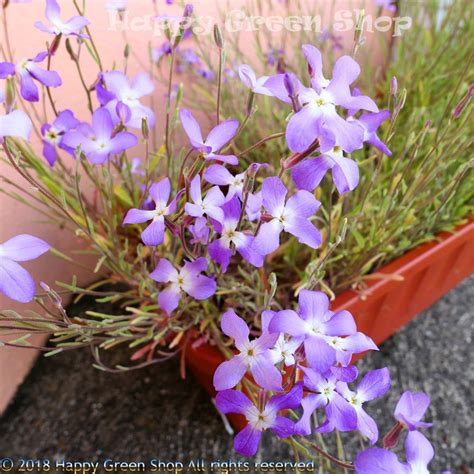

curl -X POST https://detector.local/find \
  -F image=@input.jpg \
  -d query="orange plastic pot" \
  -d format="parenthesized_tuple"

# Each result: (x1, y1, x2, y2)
(185, 219, 474, 429)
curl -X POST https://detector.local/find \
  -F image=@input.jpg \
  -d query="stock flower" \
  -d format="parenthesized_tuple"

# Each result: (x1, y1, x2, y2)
(295, 368, 358, 435)
(352, 110, 392, 157)
(374, 0, 397, 12)
(394, 390, 433, 431)
(0, 234, 50, 303)
(203, 164, 245, 201)
(185, 175, 226, 222)
(208, 198, 263, 272)
(355, 431, 435, 474)
(180, 109, 239, 165)
(62, 108, 137, 164)
(0, 109, 32, 142)
(337, 368, 391, 444)
(123, 178, 177, 246)
(35, 0, 90, 37)
(213, 309, 282, 392)
(41, 109, 80, 166)
(100, 71, 155, 129)
(272, 44, 378, 153)
(238, 65, 273, 95)
(291, 146, 359, 195)
(268, 290, 358, 373)
(252, 177, 322, 256)
(216, 384, 303, 457)
(150, 257, 216, 315)
(189, 217, 209, 245)
(0, 53, 62, 102)
(261, 310, 303, 367)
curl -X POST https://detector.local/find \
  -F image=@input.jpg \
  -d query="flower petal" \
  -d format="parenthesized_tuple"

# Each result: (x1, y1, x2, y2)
(158, 285, 181, 315)
(213, 356, 247, 391)
(220, 309, 249, 351)
(0, 257, 36, 303)
(215, 389, 253, 415)
(180, 108, 204, 147)
(141, 218, 165, 246)
(268, 309, 307, 337)
(205, 119, 239, 151)
(0, 234, 50, 262)
(357, 368, 391, 403)
(234, 425, 262, 457)
(149, 258, 178, 283)
(291, 156, 334, 192)
(251, 356, 283, 392)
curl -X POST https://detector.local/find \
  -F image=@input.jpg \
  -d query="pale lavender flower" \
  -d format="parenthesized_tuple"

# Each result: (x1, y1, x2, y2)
(185, 175, 226, 222)
(189, 216, 209, 245)
(292, 146, 359, 195)
(374, 0, 397, 12)
(337, 368, 391, 444)
(355, 431, 435, 474)
(41, 109, 80, 166)
(100, 71, 155, 129)
(35, 0, 90, 37)
(123, 178, 177, 246)
(150, 257, 216, 315)
(245, 191, 263, 222)
(238, 64, 273, 95)
(352, 110, 392, 157)
(269, 290, 362, 373)
(204, 164, 245, 201)
(130, 157, 146, 176)
(0, 109, 32, 142)
(268, 44, 379, 153)
(213, 309, 282, 392)
(394, 390, 433, 430)
(261, 310, 303, 367)
(295, 367, 358, 435)
(252, 177, 322, 256)
(62, 108, 137, 165)
(0, 53, 62, 102)
(180, 109, 239, 165)
(216, 384, 303, 457)
(0, 234, 50, 303)
(151, 42, 172, 64)
(208, 198, 263, 272)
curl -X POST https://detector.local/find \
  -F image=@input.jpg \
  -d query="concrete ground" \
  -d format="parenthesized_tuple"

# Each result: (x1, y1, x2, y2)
(0, 277, 472, 473)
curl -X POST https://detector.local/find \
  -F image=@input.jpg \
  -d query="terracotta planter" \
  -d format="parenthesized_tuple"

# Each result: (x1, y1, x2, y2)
(185, 219, 474, 428)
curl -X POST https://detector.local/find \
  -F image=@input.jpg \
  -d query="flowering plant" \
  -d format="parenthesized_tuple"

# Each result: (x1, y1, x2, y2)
(0, 0, 470, 471)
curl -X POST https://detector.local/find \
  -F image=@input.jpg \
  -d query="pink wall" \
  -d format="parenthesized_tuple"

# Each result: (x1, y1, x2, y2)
(0, 0, 390, 412)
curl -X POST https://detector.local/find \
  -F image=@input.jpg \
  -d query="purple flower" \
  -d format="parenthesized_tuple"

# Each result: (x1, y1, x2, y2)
(189, 216, 209, 245)
(204, 164, 245, 201)
(216, 384, 303, 457)
(238, 65, 273, 95)
(292, 146, 359, 194)
(394, 390, 433, 431)
(35, 0, 89, 37)
(185, 175, 226, 222)
(295, 367, 358, 435)
(62, 108, 137, 165)
(41, 109, 80, 166)
(261, 310, 303, 367)
(269, 290, 358, 373)
(180, 109, 239, 165)
(355, 431, 434, 474)
(213, 309, 282, 392)
(270, 44, 378, 153)
(0, 234, 50, 303)
(100, 71, 155, 129)
(337, 368, 391, 444)
(208, 198, 263, 272)
(252, 177, 322, 256)
(0, 53, 62, 102)
(352, 110, 392, 157)
(123, 178, 177, 246)
(0, 109, 32, 141)
(150, 257, 216, 315)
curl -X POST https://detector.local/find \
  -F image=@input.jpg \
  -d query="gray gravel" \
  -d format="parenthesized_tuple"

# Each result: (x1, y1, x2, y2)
(0, 277, 472, 473)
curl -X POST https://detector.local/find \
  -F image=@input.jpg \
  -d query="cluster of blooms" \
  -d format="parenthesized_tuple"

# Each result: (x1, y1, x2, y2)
(213, 296, 439, 474)
(0, 1, 443, 471)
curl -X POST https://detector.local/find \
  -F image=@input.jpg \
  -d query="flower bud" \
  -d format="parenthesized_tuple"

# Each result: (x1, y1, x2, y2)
(452, 83, 473, 119)
(213, 24, 224, 49)
(141, 117, 149, 140)
(390, 76, 398, 97)
(5, 76, 16, 113)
